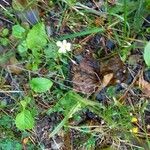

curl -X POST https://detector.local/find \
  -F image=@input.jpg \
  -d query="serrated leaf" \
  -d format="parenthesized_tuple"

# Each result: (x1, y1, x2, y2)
(29, 77, 53, 93)
(15, 109, 34, 130)
(144, 42, 150, 67)
(12, 25, 25, 38)
(26, 22, 47, 50)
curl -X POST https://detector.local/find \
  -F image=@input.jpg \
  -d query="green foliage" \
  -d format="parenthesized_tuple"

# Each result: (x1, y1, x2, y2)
(0, 28, 10, 46)
(0, 115, 14, 129)
(1, 0, 150, 148)
(0, 99, 7, 108)
(44, 42, 59, 59)
(47, 90, 99, 115)
(0, 37, 9, 46)
(17, 40, 28, 56)
(86, 136, 96, 149)
(145, 0, 150, 9)
(108, 0, 138, 14)
(12, 0, 25, 11)
(58, 27, 105, 40)
(64, 0, 76, 5)
(1, 28, 9, 37)
(15, 109, 34, 130)
(15, 97, 35, 130)
(0, 139, 22, 150)
(49, 91, 83, 137)
(26, 22, 47, 50)
(144, 42, 150, 67)
(106, 86, 116, 98)
(103, 104, 132, 129)
(133, 0, 147, 32)
(12, 24, 26, 39)
(48, 91, 101, 137)
(29, 77, 53, 93)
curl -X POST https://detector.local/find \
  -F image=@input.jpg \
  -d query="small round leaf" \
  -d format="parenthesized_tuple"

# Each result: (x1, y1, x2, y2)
(29, 77, 53, 93)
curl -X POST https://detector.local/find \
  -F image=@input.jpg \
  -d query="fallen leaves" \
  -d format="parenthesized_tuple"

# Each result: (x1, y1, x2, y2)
(71, 52, 99, 94)
(6, 56, 22, 74)
(139, 74, 150, 97)
(102, 73, 113, 87)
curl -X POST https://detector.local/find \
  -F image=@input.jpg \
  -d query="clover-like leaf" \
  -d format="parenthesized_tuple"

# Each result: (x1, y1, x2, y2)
(144, 42, 150, 67)
(29, 77, 53, 93)
(15, 109, 34, 130)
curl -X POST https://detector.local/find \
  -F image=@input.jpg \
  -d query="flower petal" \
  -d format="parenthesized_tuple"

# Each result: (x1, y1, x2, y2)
(65, 43, 71, 51)
(56, 41, 63, 47)
(62, 40, 67, 45)
(58, 47, 66, 53)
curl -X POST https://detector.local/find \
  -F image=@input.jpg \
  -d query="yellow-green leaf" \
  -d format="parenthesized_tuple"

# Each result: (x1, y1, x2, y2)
(144, 42, 150, 67)
(15, 109, 34, 130)
(29, 77, 53, 93)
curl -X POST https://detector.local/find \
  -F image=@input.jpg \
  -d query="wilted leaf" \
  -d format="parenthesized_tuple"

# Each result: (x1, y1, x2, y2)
(15, 109, 34, 130)
(29, 77, 53, 93)
(102, 73, 114, 87)
(26, 22, 47, 50)
(139, 76, 150, 97)
(144, 42, 150, 67)
(72, 54, 98, 94)
(7, 56, 22, 74)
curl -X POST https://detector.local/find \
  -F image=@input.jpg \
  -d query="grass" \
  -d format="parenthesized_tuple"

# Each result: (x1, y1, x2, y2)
(0, 0, 150, 149)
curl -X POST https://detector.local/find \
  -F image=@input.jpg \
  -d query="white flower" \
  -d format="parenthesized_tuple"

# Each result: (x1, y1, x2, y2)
(56, 40, 71, 53)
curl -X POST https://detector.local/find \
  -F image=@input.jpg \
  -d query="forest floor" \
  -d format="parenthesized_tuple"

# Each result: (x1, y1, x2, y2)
(0, 0, 150, 149)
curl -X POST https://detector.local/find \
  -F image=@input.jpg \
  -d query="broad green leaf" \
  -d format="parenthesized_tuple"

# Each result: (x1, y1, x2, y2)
(29, 77, 53, 93)
(12, 25, 26, 38)
(15, 109, 34, 130)
(144, 42, 150, 67)
(26, 22, 47, 50)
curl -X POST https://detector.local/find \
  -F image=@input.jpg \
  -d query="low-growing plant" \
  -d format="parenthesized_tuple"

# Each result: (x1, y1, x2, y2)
(15, 97, 35, 130)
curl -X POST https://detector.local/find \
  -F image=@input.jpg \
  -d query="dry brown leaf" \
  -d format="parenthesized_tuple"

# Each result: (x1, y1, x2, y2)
(139, 76, 150, 97)
(95, 73, 114, 95)
(72, 53, 99, 94)
(100, 55, 127, 83)
(7, 56, 22, 74)
(102, 73, 114, 87)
